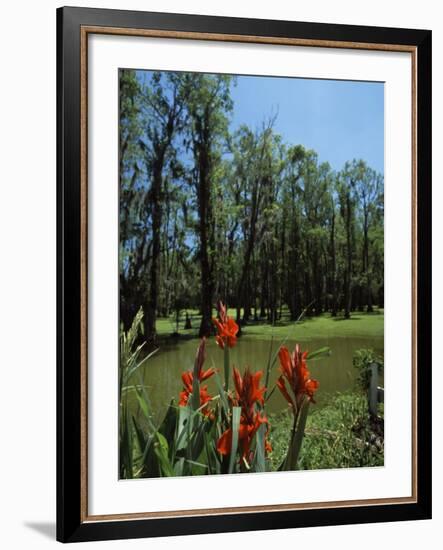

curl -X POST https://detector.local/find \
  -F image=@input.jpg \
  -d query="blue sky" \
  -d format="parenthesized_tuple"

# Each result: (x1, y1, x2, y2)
(230, 75, 384, 174)
(135, 69, 384, 175)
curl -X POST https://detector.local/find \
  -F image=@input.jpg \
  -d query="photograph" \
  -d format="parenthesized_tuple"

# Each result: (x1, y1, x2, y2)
(118, 68, 385, 479)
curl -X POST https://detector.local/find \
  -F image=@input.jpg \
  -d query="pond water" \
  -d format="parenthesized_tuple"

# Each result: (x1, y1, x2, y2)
(128, 335, 383, 425)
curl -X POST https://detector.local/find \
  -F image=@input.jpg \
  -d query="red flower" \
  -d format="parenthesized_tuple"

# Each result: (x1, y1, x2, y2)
(216, 413, 269, 458)
(277, 344, 319, 409)
(178, 338, 215, 416)
(212, 302, 239, 349)
(232, 367, 266, 420)
(217, 367, 271, 459)
(179, 381, 213, 416)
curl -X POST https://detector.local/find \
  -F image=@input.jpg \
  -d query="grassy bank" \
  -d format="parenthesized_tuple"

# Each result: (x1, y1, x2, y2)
(156, 308, 384, 341)
(268, 392, 384, 470)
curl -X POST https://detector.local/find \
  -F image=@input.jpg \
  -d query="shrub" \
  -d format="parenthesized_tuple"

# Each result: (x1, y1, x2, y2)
(353, 348, 384, 392)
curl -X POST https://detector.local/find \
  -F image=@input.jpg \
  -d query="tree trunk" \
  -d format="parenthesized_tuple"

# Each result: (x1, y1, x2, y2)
(330, 207, 338, 317)
(260, 257, 267, 318)
(343, 191, 352, 319)
(196, 130, 215, 338)
(363, 216, 374, 313)
(144, 157, 164, 342)
(243, 276, 252, 322)
(184, 312, 192, 329)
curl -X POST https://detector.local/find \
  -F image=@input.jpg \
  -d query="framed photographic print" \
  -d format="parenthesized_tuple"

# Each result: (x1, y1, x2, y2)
(57, 6, 432, 543)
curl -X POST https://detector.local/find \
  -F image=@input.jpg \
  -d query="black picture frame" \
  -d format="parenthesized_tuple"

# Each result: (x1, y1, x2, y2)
(57, 6, 432, 543)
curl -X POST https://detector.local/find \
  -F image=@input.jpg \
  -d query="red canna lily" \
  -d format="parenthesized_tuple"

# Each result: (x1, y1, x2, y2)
(232, 367, 266, 421)
(179, 382, 213, 415)
(217, 366, 271, 459)
(178, 338, 215, 417)
(277, 344, 319, 410)
(216, 412, 268, 458)
(192, 336, 216, 382)
(212, 301, 239, 349)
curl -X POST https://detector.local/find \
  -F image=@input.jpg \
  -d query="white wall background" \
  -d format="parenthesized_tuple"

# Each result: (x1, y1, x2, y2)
(0, 1, 438, 548)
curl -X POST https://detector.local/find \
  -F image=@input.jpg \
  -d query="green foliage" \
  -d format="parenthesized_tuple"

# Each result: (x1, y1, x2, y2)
(281, 400, 310, 471)
(228, 407, 241, 474)
(269, 392, 384, 471)
(119, 307, 150, 478)
(353, 348, 384, 392)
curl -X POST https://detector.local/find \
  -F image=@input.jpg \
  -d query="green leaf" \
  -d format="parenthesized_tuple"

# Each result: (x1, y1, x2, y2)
(132, 417, 159, 478)
(224, 346, 230, 391)
(185, 459, 209, 470)
(122, 409, 133, 478)
(175, 406, 192, 451)
(158, 400, 178, 443)
(254, 423, 267, 473)
(132, 415, 147, 454)
(306, 347, 331, 361)
(213, 370, 229, 415)
(284, 400, 310, 471)
(191, 339, 206, 411)
(191, 371, 200, 412)
(154, 432, 175, 477)
(173, 457, 185, 477)
(264, 336, 275, 398)
(135, 390, 149, 420)
(228, 406, 241, 474)
(134, 371, 156, 432)
(265, 384, 277, 402)
(125, 346, 158, 383)
(204, 431, 216, 475)
(190, 420, 209, 462)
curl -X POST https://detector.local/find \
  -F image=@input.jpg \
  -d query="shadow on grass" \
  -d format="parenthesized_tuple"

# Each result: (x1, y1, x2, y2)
(157, 332, 198, 343)
(143, 332, 200, 354)
(331, 317, 363, 322)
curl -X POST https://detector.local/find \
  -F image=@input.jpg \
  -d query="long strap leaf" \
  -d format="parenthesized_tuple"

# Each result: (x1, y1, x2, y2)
(254, 423, 267, 472)
(228, 406, 241, 474)
(224, 346, 230, 391)
(154, 432, 175, 477)
(284, 400, 310, 471)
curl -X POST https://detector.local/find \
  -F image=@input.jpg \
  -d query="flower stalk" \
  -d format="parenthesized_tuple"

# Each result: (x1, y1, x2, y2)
(276, 344, 319, 471)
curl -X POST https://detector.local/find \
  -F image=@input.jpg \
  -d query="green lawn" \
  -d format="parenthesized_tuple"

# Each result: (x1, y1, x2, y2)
(156, 307, 384, 341)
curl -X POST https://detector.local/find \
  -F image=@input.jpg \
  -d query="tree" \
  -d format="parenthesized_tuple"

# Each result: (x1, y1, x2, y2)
(232, 121, 281, 327)
(137, 72, 190, 342)
(354, 164, 383, 312)
(281, 145, 306, 319)
(338, 161, 359, 319)
(119, 69, 145, 329)
(118, 70, 385, 335)
(185, 74, 234, 337)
